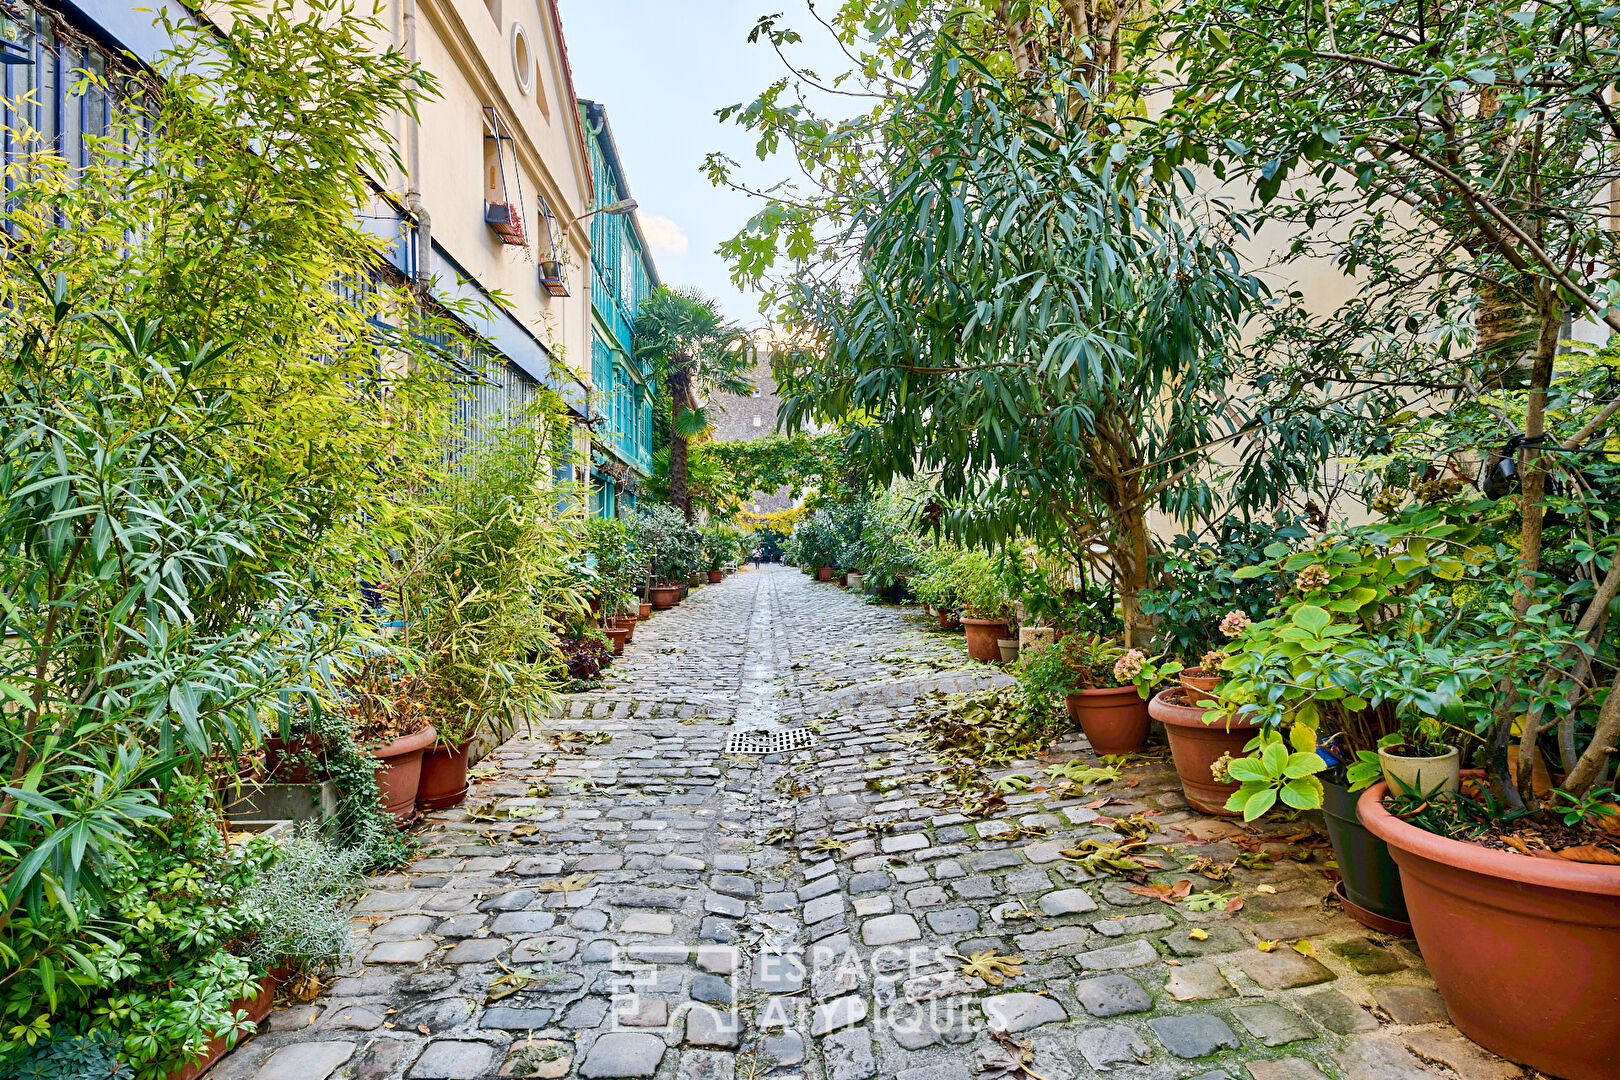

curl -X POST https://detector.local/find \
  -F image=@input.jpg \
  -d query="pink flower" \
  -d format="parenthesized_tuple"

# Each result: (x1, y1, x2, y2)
(1295, 564, 1332, 593)
(1114, 649, 1146, 683)
(1218, 610, 1250, 638)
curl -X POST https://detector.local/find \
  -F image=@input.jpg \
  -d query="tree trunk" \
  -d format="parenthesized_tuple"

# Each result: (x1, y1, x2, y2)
(669, 360, 693, 520)
(1509, 286, 1563, 805)
(1115, 503, 1152, 649)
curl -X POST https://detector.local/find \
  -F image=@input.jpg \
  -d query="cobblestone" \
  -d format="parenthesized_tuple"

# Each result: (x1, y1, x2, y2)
(223, 568, 1507, 1080)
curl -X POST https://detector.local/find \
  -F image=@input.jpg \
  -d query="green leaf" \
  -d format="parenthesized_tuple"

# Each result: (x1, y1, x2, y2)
(1291, 605, 1331, 634)
(1243, 787, 1279, 821)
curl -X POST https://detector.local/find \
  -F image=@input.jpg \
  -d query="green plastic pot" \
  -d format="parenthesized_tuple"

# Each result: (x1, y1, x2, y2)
(1322, 777, 1408, 927)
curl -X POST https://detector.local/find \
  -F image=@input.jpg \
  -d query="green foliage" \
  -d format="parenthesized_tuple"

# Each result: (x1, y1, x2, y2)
(399, 412, 588, 747)
(0, 1031, 122, 1080)
(239, 823, 368, 978)
(951, 549, 1011, 621)
(586, 516, 640, 615)
(1224, 727, 1327, 821)
(856, 483, 930, 590)
(0, 779, 259, 1075)
(1140, 517, 1306, 661)
(629, 503, 702, 585)
(908, 543, 965, 611)
(788, 509, 845, 571)
(1016, 635, 1127, 723)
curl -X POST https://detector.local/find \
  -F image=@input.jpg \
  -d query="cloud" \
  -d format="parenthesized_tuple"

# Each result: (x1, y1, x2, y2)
(638, 213, 689, 256)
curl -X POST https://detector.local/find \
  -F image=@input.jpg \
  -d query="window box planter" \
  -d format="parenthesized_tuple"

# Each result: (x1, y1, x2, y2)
(484, 201, 526, 245)
(1360, 776, 1620, 1080)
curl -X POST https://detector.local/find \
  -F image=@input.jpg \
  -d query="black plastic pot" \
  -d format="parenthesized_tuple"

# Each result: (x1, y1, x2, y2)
(884, 581, 913, 604)
(1322, 778, 1409, 927)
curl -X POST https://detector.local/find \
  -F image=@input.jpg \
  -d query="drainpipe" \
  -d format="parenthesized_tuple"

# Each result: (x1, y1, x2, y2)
(403, 0, 431, 285)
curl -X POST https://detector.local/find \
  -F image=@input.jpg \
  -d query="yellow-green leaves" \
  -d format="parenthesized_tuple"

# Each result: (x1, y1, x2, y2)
(1224, 731, 1327, 820)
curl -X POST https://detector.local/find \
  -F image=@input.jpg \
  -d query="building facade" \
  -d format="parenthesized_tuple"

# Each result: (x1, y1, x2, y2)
(578, 99, 659, 518)
(709, 338, 798, 515)
(0, 0, 612, 482)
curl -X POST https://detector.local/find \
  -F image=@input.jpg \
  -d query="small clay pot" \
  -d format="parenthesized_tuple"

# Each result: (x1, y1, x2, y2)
(638, 602, 652, 619)
(1177, 669, 1221, 707)
(708, 570, 723, 583)
(817, 566, 835, 582)
(937, 609, 961, 630)
(960, 617, 1010, 662)
(604, 625, 630, 655)
(609, 614, 637, 644)
(1065, 687, 1150, 755)
(1378, 744, 1460, 796)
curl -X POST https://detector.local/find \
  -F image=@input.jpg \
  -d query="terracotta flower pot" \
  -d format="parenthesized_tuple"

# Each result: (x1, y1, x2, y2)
(937, 609, 961, 630)
(1378, 744, 1460, 796)
(708, 570, 724, 583)
(262, 733, 321, 783)
(1065, 687, 1150, 755)
(818, 566, 835, 582)
(371, 725, 436, 822)
(604, 625, 629, 655)
(417, 739, 470, 812)
(1177, 669, 1221, 707)
(638, 602, 652, 619)
(960, 617, 1010, 662)
(609, 614, 637, 644)
(1148, 689, 1258, 816)
(166, 971, 281, 1080)
(648, 584, 680, 609)
(837, 571, 850, 586)
(1360, 776, 1620, 1080)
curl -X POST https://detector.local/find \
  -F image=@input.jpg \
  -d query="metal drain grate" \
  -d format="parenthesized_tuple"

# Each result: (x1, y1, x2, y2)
(725, 728, 817, 755)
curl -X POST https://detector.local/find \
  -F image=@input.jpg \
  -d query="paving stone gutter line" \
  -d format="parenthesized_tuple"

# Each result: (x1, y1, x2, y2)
(209, 566, 1530, 1080)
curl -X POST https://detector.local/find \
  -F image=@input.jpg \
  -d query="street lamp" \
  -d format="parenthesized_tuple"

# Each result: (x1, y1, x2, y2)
(566, 197, 637, 227)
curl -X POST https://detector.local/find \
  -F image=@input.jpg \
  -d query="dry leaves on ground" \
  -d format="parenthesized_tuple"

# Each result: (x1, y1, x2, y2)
(948, 950, 1026, 987)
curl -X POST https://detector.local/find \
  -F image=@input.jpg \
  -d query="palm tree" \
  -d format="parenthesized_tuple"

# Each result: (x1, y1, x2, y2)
(633, 287, 753, 520)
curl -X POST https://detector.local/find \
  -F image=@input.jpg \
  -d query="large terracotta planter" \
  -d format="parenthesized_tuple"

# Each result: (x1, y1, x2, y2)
(1148, 689, 1258, 815)
(262, 733, 321, 783)
(1360, 777, 1620, 1080)
(960, 618, 1009, 662)
(168, 971, 280, 1080)
(417, 739, 470, 812)
(372, 725, 436, 821)
(648, 584, 680, 609)
(818, 566, 835, 582)
(707, 570, 724, 583)
(604, 625, 629, 655)
(609, 614, 637, 644)
(1064, 687, 1150, 755)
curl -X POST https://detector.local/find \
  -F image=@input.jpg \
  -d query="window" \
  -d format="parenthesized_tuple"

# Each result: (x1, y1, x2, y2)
(752, 416, 762, 428)
(510, 24, 532, 94)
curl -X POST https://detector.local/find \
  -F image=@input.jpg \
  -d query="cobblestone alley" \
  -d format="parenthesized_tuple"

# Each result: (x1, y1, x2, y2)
(214, 566, 1526, 1080)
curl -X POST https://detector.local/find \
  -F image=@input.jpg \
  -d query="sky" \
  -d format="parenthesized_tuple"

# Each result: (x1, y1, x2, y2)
(559, 0, 845, 328)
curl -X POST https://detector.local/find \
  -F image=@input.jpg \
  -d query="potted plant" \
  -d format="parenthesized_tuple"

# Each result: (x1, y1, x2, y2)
(1360, 776, 1620, 1080)
(1019, 635, 1157, 755)
(953, 548, 1013, 662)
(630, 504, 692, 609)
(702, 525, 727, 583)
(340, 658, 438, 820)
(911, 544, 963, 629)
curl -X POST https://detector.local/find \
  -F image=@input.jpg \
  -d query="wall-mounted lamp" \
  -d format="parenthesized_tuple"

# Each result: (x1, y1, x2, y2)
(565, 197, 637, 227)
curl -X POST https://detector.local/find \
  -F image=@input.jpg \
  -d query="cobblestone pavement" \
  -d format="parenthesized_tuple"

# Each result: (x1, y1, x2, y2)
(215, 566, 1527, 1080)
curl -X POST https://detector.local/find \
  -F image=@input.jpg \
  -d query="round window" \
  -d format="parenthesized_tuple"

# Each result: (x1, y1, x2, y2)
(511, 24, 533, 94)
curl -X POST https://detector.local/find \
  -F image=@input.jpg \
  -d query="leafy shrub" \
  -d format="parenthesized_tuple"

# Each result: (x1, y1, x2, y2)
(857, 484, 929, 590)
(1139, 517, 1304, 661)
(953, 548, 1011, 620)
(586, 516, 640, 615)
(240, 823, 369, 979)
(0, 1032, 123, 1080)
(559, 635, 614, 688)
